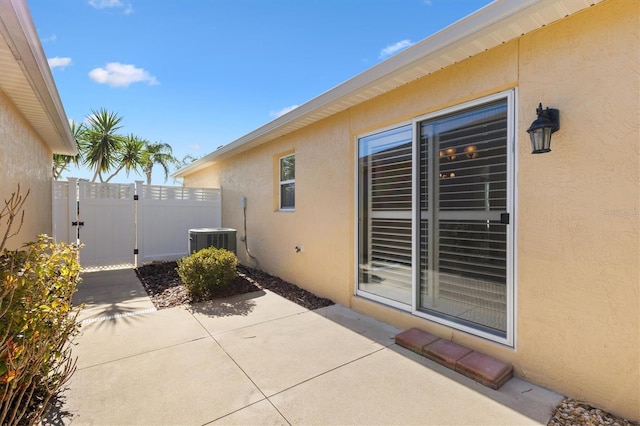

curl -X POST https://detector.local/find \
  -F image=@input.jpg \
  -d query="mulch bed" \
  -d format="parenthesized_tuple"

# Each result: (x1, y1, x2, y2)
(135, 261, 333, 311)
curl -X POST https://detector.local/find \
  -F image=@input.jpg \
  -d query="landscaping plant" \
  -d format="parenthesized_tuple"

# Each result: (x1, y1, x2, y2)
(0, 186, 82, 425)
(176, 247, 238, 301)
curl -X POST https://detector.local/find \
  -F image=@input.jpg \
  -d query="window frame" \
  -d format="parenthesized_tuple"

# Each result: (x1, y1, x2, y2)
(354, 89, 517, 347)
(279, 153, 295, 211)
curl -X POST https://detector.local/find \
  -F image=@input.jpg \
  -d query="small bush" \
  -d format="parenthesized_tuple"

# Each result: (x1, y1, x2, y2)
(0, 235, 82, 425)
(176, 247, 238, 300)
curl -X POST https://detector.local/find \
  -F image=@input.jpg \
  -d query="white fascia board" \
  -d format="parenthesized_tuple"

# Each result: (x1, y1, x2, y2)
(0, 0, 76, 155)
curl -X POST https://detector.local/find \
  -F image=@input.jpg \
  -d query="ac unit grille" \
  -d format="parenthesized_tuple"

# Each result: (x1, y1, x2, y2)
(188, 228, 237, 254)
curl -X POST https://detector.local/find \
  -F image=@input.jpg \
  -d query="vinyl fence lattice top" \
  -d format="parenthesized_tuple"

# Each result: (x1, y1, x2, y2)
(143, 185, 220, 201)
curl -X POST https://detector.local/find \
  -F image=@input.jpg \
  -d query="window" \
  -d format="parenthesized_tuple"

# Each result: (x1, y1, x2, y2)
(357, 91, 515, 344)
(279, 154, 295, 210)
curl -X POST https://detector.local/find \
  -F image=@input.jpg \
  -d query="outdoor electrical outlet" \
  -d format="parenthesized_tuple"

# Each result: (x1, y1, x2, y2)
(240, 196, 247, 209)
(240, 235, 246, 241)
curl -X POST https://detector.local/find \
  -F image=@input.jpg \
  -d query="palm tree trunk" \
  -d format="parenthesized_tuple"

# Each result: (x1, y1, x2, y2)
(104, 164, 125, 182)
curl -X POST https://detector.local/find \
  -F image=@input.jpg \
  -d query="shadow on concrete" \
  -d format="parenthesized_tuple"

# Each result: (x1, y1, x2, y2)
(187, 290, 266, 318)
(73, 268, 157, 328)
(74, 270, 150, 307)
(79, 303, 155, 330)
(41, 391, 73, 426)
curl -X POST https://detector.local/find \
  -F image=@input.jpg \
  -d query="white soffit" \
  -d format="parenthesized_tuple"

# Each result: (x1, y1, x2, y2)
(176, 0, 604, 177)
(0, 0, 76, 155)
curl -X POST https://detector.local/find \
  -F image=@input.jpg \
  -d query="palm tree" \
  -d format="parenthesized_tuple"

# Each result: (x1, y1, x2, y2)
(53, 121, 85, 180)
(52, 154, 71, 180)
(83, 109, 125, 182)
(103, 134, 146, 182)
(142, 142, 176, 185)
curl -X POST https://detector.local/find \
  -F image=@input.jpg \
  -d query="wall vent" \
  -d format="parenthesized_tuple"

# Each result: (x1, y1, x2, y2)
(188, 228, 237, 254)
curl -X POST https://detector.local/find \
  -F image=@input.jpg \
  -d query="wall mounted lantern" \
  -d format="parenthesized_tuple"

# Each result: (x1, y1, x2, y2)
(527, 103, 560, 154)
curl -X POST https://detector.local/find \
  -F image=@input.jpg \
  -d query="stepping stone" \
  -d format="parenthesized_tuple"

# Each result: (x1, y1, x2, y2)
(395, 328, 514, 390)
(456, 351, 513, 390)
(394, 328, 439, 354)
(423, 338, 473, 369)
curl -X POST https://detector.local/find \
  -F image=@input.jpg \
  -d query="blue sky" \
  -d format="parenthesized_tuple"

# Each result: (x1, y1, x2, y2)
(29, 0, 492, 184)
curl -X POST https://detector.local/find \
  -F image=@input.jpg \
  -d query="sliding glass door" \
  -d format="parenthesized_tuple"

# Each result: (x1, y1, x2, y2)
(357, 91, 514, 342)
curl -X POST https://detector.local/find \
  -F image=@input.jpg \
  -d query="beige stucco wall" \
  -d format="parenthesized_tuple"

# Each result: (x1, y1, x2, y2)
(515, 0, 639, 418)
(0, 90, 54, 250)
(184, 0, 639, 419)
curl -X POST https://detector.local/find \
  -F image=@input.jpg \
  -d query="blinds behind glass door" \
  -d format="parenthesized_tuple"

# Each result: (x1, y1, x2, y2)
(436, 105, 507, 213)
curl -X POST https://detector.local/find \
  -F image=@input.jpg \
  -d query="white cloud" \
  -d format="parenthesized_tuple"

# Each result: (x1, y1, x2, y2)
(188, 144, 201, 151)
(89, 0, 121, 8)
(423, 0, 433, 6)
(88, 0, 133, 14)
(88, 62, 159, 87)
(270, 105, 299, 118)
(42, 34, 57, 43)
(48, 57, 72, 70)
(379, 40, 415, 59)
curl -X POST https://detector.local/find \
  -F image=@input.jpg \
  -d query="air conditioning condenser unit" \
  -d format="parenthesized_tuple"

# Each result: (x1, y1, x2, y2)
(188, 228, 237, 254)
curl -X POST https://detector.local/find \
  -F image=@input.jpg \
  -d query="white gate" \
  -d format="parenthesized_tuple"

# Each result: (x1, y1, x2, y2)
(79, 181, 135, 269)
(52, 179, 222, 270)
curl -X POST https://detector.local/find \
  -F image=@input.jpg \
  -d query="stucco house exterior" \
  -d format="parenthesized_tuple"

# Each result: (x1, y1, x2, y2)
(0, 0, 76, 249)
(175, 0, 638, 420)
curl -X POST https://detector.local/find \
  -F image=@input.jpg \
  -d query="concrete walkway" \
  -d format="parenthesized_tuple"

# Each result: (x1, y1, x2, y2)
(47, 268, 563, 425)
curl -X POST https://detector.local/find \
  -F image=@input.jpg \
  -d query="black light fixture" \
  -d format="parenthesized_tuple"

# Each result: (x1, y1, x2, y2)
(527, 103, 560, 154)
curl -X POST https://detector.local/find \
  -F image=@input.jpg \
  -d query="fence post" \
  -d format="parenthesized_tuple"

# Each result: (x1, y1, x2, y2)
(51, 180, 59, 242)
(67, 178, 78, 244)
(135, 180, 144, 267)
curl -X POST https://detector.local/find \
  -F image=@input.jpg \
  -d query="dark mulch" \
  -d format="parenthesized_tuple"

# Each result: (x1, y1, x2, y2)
(135, 261, 333, 311)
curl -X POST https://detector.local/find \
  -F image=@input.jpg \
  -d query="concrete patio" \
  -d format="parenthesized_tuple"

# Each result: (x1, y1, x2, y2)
(47, 268, 564, 425)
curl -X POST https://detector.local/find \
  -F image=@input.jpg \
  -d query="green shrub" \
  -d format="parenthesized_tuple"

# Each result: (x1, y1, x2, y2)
(176, 247, 238, 300)
(0, 235, 82, 425)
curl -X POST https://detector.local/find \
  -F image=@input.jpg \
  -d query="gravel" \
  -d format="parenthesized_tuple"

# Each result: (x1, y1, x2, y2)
(135, 262, 636, 426)
(135, 261, 334, 311)
(548, 398, 637, 426)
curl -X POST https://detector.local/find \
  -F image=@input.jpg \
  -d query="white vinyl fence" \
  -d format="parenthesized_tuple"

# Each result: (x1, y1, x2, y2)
(53, 179, 221, 270)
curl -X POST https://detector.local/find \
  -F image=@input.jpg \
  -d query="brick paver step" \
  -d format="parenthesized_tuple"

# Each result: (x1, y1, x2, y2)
(394, 327, 439, 354)
(394, 327, 513, 390)
(455, 351, 513, 390)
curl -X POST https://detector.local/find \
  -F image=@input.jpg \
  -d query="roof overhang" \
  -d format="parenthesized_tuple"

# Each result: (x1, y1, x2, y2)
(0, 0, 76, 155)
(174, 0, 603, 178)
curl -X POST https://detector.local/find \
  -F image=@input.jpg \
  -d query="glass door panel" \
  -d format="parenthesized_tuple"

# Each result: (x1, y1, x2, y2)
(419, 100, 509, 336)
(358, 125, 413, 306)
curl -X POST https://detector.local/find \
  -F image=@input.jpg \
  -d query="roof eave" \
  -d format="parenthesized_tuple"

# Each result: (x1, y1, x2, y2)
(175, 0, 603, 178)
(0, 0, 76, 155)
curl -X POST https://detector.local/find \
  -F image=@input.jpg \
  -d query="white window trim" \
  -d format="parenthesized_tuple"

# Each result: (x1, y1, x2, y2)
(354, 89, 517, 347)
(279, 154, 295, 211)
